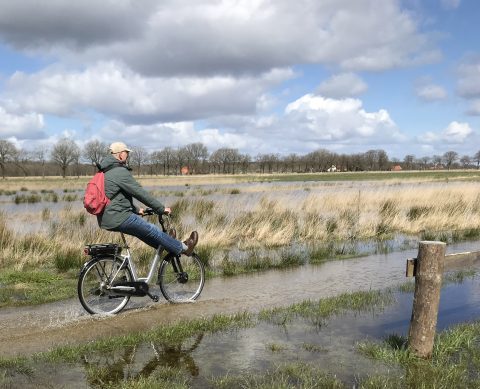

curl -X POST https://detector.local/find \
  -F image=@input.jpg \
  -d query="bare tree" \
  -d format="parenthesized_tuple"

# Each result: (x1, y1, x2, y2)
(443, 151, 458, 170)
(162, 147, 176, 175)
(228, 149, 241, 174)
(51, 138, 80, 178)
(32, 145, 49, 178)
(182, 143, 209, 174)
(473, 150, 480, 169)
(403, 154, 415, 170)
(432, 155, 443, 169)
(83, 140, 108, 173)
(460, 155, 471, 169)
(210, 148, 237, 174)
(419, 156, 430, 170)
(12, 148, 30, 177)
(0, 140, 17, 179)
(239, 153, 251, 174)
(129, 146, 149, 176)
(284, 153, 298, 173)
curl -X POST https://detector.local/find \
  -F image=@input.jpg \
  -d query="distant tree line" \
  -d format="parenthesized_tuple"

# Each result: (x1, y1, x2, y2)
(0, 137, 478, 178)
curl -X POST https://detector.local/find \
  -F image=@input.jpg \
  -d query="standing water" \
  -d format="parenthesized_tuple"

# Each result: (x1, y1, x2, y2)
(2, 241, 480, 388)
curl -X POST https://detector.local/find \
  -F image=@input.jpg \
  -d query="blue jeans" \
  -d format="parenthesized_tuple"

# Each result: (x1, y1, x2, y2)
(114, 214, 183, 255)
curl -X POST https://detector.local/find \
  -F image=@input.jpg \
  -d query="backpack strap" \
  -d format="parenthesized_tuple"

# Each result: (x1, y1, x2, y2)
(100, 164, 121, 173)
(99, 164, 125, 201)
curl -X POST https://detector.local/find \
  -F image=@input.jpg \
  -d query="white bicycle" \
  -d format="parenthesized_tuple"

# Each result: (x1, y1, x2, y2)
(77, 210, 205, 315)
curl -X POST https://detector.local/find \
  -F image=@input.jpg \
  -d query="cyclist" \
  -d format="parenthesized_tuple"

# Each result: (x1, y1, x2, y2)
(97, 141, 198, 256)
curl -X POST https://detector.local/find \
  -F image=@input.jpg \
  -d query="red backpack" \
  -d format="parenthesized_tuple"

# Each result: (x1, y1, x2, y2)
(83, 166, 116, 215)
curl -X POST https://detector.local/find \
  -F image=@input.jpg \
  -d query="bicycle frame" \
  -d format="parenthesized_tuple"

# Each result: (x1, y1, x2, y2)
(117, 232, 166, 284)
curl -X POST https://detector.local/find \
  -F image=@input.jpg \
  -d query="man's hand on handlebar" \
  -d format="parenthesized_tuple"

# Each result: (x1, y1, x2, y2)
(139, 207, 170, 216)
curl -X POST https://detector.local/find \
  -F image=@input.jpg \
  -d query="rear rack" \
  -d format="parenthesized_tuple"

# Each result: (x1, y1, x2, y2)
(84, 243, 122, 257)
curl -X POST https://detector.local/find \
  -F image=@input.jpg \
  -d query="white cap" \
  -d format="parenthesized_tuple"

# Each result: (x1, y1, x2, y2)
(109, 142, 132, 154)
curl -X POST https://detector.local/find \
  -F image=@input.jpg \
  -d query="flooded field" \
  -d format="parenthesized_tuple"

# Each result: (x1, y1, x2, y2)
(2, 176, 480, 387)
(2, 239, 480, 387)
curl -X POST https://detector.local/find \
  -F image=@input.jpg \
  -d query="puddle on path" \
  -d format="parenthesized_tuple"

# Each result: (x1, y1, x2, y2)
(6, 271, 480, 388)
(1, 240, 479, 359)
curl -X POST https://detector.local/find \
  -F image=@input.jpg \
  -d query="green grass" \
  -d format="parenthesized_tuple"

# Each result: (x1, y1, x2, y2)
(53, 247, 85, 272)
(0, 270, 77, 307)
(211, 362, 345, 388)
(0, 356, 33, 375)
(37, 312, 254, 364)
(13, 193, 42, 204)
(396, 269, 477, 294)
(4, 282, 480, 388)
(259, 290, 395, 326)
(257, 170, 480, 183)
(357, 321, 480, 388)
(101, 366, 190, 389)
(266, 342, 287, 352)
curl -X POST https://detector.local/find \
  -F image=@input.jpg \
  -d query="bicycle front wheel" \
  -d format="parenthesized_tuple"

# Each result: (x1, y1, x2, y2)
(78, 256, 132, 315)
(158, 253, 205, 302)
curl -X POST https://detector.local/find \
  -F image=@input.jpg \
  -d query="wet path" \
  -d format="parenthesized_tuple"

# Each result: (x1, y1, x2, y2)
(1, 241, 479, 357)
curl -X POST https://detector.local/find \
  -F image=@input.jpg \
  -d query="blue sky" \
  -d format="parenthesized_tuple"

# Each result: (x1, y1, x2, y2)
(0, 0, 479, 160)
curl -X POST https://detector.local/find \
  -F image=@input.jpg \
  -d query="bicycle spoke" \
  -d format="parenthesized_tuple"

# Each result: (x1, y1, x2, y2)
(158, 254, 204, 302)
(78, 257, 132, 315)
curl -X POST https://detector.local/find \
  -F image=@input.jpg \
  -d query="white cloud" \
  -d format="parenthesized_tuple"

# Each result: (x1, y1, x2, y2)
(0, 0, 436, 75)
(94, 94, 408, 156)
(441, 0, 461, 10)
(456, 56, 480, 99)
(466, 99, 480, 116)
(283, 94, 402, 142)
(415, 83, 447, 101)
(317, 73, 367, 98)
(5, 62, 295, 123)
(443, 121, 472, 142)
(418, 121, 473, 144)
(0, 105, 45, 139)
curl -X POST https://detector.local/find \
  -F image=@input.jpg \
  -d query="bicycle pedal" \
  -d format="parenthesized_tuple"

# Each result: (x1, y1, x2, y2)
(149, 294, 159, 302)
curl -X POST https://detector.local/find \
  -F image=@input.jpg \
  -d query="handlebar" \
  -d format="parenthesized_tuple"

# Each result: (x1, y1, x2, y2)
(143, 208, 170, 216)
(142, 208, 171, 233)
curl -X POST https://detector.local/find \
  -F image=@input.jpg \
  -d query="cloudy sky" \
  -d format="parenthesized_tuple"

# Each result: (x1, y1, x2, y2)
(0, 0, 479, 159)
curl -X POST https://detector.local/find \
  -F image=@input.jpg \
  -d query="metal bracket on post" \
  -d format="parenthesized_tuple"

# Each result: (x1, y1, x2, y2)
(406, 258, 417, 277)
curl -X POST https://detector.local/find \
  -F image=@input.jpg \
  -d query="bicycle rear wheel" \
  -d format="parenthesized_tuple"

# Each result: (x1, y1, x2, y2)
(78, 256, 132, 315)
(158, 253, 205, 302)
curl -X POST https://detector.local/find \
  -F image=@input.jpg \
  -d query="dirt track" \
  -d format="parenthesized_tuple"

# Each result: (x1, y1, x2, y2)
(1, 244, 478, 357)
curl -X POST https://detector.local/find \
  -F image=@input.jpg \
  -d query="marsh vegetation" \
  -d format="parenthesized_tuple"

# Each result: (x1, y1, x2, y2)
(2, 272, 480, 388)
(1, 172, 480, 306)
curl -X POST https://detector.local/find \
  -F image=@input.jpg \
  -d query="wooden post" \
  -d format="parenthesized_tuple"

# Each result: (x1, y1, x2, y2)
(407, 241, 446, 358)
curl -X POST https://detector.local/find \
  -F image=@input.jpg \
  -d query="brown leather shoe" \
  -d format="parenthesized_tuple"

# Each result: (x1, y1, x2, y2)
(182, 231, 198, 256)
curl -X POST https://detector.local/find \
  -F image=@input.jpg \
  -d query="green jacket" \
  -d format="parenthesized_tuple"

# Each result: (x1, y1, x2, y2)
(97, 155, 165, 230)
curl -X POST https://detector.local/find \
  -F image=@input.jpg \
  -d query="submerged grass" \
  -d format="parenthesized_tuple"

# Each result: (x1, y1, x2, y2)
(38, 312, 254, 364)
(4, 175, 480, 306)
(357, 321, 480, 388)
(3, 279, 480, 388)
(211, 362, 345, 388)
(259, 290, 395, 326)
(396, 269, 477, 294)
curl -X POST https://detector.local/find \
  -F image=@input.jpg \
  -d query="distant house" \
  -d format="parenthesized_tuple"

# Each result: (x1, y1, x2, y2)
(327, 165, 337, 172)
(391, 165, 402, 171)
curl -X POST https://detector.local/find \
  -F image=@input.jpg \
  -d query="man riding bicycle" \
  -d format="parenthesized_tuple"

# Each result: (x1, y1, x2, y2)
(97, 141, 198, 256)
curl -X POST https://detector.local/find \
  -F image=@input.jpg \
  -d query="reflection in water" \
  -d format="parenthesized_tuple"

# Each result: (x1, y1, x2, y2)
(82, 333, 204, 387)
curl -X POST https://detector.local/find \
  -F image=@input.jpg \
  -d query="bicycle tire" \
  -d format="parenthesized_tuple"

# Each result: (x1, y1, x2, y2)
(158, 253, 205, 302)
(78, 256, 133, 315)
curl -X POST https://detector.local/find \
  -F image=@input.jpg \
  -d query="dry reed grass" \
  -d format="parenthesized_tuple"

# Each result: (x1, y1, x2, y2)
(2, 179, 480, 271)
(184, 181, 480, 248)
